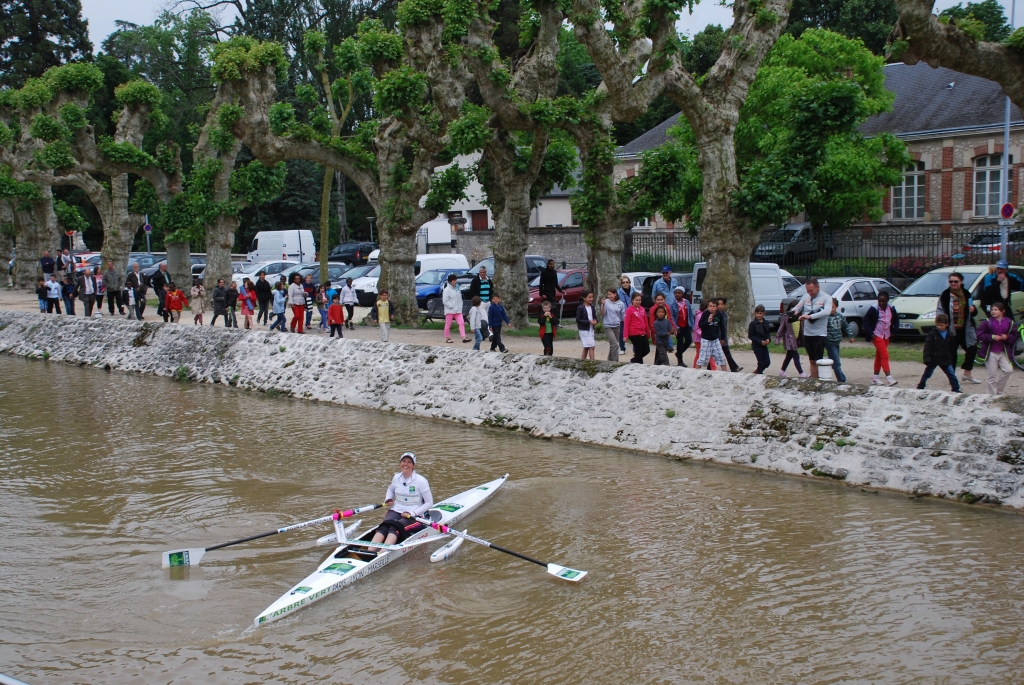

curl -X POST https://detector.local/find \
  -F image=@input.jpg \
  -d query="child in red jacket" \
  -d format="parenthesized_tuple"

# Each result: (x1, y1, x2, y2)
(164, 283, 189, 323)
(327, 295, 345, 338)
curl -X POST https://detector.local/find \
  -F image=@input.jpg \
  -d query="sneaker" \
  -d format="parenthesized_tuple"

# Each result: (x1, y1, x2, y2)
(871, 376, 881, 385)
(778, 370, 786, 377)
(886, 376, 898, 386)
(962, 375, 982, 384)
(735, 366, 744, 372)
(799, 372, 811, 378)
(916, 385, 925, 390)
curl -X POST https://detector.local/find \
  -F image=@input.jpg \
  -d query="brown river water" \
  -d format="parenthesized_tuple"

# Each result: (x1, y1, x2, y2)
(2, 355, 1024, 684)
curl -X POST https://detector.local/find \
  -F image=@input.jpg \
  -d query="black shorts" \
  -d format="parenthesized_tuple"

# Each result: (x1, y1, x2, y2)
(804, 335, 826, 361)
(375, 510, 424, 542)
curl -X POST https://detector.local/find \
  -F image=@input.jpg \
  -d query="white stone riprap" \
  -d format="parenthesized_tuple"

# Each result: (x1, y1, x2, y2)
(3, 311, 1024, 509)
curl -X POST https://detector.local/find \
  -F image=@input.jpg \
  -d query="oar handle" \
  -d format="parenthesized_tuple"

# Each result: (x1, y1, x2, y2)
(416, 518, 549, 569)
(203, 503, 387, 553)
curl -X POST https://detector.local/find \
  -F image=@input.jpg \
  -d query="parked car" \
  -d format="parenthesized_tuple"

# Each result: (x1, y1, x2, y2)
(963, 231, 1024, 257)
(354, 254, 469, 305)
(247, 229, 316, 263)
(892, 265, 1024, 339)
(416, 268, 468, 310)
(780, 269, 802, 294)
(457, 255, 549, 294)
(230, 260, 298, 287)
(141, 257, 206, 285)
(527, 269, 588, 317)
(195, 261, 245, 283)
(753, 223, 835, 265)
(620, 271, 658, 293)
(780, 277, 902, 338)
(285, 262, 352, 288)
(339, 264, 374, 282)
(352, 264, 382, 305)
(329, 241, 378, 265)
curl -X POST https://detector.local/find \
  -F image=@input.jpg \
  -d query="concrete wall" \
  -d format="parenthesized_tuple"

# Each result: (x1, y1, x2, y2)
(455, 228, 588, 266)
(4, 312, 1024, 510)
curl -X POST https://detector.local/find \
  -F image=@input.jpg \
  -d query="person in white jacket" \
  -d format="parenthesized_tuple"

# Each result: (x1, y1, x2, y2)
(442, 273, 468, 343)
(368, 452, 433, 551)
(469, 296, 486, 350)
(340, 277, 358, 330)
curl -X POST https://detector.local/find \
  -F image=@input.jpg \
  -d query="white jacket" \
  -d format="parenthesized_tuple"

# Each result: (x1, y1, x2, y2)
(442, 283, 463, 315)
(340, 285, 358, 305)
(469, 306, 483, 330)
(288, 283, 306, 306)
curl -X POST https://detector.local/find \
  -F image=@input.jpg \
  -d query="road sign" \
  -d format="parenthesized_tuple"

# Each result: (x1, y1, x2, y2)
(998, 218, 1016, 226)
(65, 230, 75, 237)
(143, 223, 152, 233)
(1001, 203, 1015, 219)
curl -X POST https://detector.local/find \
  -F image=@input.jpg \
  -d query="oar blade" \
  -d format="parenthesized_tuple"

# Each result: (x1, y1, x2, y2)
(547, 563, 587, 582)
(162, 548, 206, 568)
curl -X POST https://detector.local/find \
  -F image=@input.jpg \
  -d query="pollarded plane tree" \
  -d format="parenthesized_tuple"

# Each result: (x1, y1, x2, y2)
(570, 0, 791, 325)
(1, 65, 184, 288)
(505, 0, 674, 298)
(448, 0, 577, 326)
(0, 64, 102, 287)
(229, 18, 473, 323)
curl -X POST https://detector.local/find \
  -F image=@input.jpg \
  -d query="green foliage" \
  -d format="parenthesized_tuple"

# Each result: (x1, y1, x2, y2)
(621, 123, 703, 230)
(939, 1, 1012, 42)
(1007, 27, 1024, 52)
(396, 0, 444, 29)
(58, 103, 87, 130)
(29, 113, 67, 143)
(0, 165, 42, 200)
(53, 199, 88, 232)
(358, 20, 404, 68)
(114, 80, 162, 108)
(34, 140, 76, 169)
(15, 79, 54, 110)
(425, 164, 470, 213)
(231, 160, 288, 206)
(97, 137, 159, 168)
(303, 31, 328, 58)
(441, 0, 476, 42)
(269, 102, 297, 136)
(210, 37, 287, 83)
(447, 103, 493, 155)
(0, 122, 12, 148)
(43, 62, 104, 93)
(295, 83, 320, 106)
(374, 66, 427, 116)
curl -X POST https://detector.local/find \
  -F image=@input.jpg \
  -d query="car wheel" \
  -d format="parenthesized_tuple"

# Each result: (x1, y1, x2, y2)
(845, 319, 860, 339)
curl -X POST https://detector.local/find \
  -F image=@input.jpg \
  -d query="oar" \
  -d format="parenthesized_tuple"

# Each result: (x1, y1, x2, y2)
(414, 517, 588, 581)
(162, 502, 388, 568)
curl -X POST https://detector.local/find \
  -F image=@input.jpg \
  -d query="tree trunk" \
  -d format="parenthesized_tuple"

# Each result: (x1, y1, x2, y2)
(585, 214, 627, 302)
(0, 201, 13, 287)
(377, 218, 419, 324)
(574, 127, 629, 299)
(167, 241, 192, 292)
(334, 170, 348, 244)
(205, 215, 238, 303)
(492, 197, 531, 328)
(696, 131, 758, 344)
(98, 173, 135, 294)
(13, 191, 57, 289)
(319, 166, 332, 284)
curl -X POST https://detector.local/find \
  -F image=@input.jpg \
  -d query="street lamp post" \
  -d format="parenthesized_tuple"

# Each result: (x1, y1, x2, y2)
(367, 216, 376, 243)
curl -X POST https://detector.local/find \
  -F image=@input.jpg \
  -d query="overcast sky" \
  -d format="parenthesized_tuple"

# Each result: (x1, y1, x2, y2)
(78, 0, 1010, 48)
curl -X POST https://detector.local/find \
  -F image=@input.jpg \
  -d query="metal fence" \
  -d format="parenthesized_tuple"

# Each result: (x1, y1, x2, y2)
(624, 226, 1022, 289)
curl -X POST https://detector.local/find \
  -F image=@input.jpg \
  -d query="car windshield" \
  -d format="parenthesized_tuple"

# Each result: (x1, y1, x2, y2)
(529, 275, 541, 286)
(467, 258, 494, 276)
(900, 271, 977, 297)
(365, 265, 381, 278)
(788, 281, 842, 299)
(240, 262, 271, 274)
(416, 271, 448, 285)
(969, 234, 1001, 245)
(769, 229, 798, 242)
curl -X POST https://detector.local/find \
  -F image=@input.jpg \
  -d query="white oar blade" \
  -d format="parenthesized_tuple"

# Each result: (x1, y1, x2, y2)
(430, 533, 465, 562)
(547, 564, 587, 582)
(162, 548, 206, 568)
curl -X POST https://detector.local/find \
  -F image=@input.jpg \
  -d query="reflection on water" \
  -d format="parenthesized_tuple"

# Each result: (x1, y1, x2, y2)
(1, 355, 1023, 684)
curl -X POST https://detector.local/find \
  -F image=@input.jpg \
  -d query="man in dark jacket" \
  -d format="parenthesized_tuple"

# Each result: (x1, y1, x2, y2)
(76, 268, 99, 317)
(103, 260, 126, 315)
(39, 250, 55, 280)
(150, 263, 169, 318)
(125, 263, 147, 319)
(254, 272, 272, 325)
(468, 265, 493, 303)
(210, 279, 229, 326)
(980, 260, 1024, 317)
(538, 259, 562, 303)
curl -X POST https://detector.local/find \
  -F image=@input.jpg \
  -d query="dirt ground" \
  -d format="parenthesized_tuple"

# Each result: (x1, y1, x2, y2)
(4, 287, 1020, 397)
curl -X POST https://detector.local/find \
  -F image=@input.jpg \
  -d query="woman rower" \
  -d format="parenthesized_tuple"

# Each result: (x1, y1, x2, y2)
(370, 452, 433, 551)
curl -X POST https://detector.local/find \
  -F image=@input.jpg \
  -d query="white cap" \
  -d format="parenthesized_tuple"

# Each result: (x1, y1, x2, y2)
(400, 451, 416, 465)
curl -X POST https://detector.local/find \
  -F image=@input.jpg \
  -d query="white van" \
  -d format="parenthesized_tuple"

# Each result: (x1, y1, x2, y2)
(248, 230, 316, 263)
(692, 261, 787, 327)
(352, 253, 470, 305)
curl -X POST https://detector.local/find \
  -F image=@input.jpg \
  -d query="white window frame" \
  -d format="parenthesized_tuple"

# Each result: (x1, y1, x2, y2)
(975, 153, 1014, 217)
(891, 161, 926, 220)
(633, 217, 651, 228)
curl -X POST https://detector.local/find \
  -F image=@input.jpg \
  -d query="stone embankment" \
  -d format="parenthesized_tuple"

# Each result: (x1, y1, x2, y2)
(3, 311, 1024, 509)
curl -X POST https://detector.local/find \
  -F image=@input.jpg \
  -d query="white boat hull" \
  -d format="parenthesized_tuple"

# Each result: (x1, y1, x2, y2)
(255, 474, 508, 626)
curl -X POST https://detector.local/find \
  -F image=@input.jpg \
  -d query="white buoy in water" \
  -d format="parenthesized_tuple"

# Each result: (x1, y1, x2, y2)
(430, 533, 465, 562)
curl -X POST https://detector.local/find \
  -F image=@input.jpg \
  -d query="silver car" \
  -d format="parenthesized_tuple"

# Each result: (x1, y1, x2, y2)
(781, 277, 902, 338)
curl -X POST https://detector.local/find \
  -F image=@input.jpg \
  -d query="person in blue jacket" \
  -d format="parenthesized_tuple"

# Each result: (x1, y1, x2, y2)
(487, 293, 510, 353)
(980, 260, 1024, 318)
(650, 266, 675, 303)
